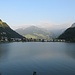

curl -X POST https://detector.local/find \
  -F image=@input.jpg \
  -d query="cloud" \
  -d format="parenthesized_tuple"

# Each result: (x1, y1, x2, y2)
(35, 21, 71, 30)
(11, 20, 73, 30)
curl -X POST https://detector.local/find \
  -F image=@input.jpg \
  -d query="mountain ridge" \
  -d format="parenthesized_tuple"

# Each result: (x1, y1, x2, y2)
(0, 19, 23, 40)
(58, 23, 75, 42)
(16, 26, 52, 39)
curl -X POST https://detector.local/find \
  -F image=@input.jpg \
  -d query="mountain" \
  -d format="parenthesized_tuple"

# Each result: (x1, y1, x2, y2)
(16, 26, 53, 39)
(48, 28, 66, 38)
(71, 23, 75, 28)
(0, 19, 23, 39)
(58, 23, 75, 41)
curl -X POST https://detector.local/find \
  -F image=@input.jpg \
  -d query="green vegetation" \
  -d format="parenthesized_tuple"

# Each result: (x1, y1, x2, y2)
(0, 19, 23, 40)
(0, 20, 9, 28)
(0, 19, 66, 42)
(24, 33, 48, 39)
(33, 33, 47, 39)
(25, 34, 37, 39)
(58, 27, 75, 42)
(16, 26, 51, 39)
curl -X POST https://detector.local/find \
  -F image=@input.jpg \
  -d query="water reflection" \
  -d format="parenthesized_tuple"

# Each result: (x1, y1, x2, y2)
(0, 42, 75, 75)
(0, 47, 3, 58)
(64, 43, 75, 59)
(0, 43, 9, 60)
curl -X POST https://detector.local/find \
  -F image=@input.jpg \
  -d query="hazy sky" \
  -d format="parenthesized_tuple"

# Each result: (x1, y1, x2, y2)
(0, 0, 75, 29)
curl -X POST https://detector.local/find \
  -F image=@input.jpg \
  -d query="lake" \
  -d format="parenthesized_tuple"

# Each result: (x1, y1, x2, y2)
(0, 42, 75, 75)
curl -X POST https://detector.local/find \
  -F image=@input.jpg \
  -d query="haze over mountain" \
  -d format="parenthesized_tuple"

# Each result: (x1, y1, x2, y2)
(16, 26, 53, 39)
(58, 23, 75, 41)
(0, 19, 23, 39)
(71, 23, 75, 28)
(16, 22, 69, 39)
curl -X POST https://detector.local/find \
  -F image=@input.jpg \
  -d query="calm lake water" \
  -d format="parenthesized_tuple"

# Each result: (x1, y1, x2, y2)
(0, 42, 75, 75)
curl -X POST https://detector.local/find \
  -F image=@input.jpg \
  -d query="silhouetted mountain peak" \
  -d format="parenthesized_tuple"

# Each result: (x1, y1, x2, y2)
(0, 19, 2, 22)
(16, 26, 53, 39)
(0, 19, 23, 39)
(58, 23, 75, 41)
(26, 26, 42, 30)
(71, 23, 75, 28)
(0, 20, 9, 28)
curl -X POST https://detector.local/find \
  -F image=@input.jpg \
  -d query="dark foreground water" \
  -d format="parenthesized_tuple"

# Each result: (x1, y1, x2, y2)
(0, 42, 75, 75)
